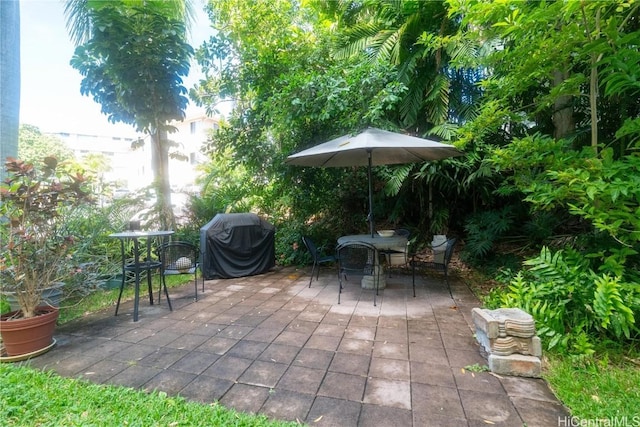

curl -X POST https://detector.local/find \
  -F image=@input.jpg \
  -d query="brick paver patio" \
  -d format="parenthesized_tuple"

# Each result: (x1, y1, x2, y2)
(25, 265, 569, 426)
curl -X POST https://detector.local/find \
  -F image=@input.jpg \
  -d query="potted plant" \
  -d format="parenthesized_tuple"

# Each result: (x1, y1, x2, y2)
(0, 157, 92, 357)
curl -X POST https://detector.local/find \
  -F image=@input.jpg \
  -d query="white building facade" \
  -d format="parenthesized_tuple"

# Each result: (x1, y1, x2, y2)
(50, 115, 218, 193)
(166, 114, 218, 191)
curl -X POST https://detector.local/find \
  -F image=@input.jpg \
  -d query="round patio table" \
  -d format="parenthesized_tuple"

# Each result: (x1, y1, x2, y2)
(337, 234, 408, 250)
(337, 234, 408, 290)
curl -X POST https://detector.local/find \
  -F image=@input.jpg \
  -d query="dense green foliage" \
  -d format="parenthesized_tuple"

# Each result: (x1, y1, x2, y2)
(0, 364, 297, 427)
(451, 0, 640, 354)
(184, 0, 640, 355)
(485, 247, 638, 355)
(190, 0, 485, 257)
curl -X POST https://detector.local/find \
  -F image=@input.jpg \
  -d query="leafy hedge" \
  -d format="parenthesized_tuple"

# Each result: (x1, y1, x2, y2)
(486, 247, 640, 356)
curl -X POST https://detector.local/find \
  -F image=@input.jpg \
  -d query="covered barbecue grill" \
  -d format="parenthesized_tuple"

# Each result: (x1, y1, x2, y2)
(200, 213, 276, 279)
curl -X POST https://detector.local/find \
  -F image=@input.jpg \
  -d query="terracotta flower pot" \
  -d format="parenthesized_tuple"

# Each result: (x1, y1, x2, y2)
(0, 306, 59, 356)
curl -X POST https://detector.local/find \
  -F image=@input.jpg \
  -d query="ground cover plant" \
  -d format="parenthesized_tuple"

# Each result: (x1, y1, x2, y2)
(544, 352, 640, 421)
(56, 273, 190, 324)
(483, 246, 639, 356)
(0, 364, 298, 427)
(465, 265, 640, 421)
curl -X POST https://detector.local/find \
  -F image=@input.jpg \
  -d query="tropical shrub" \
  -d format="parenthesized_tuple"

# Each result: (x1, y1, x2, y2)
(0, 157, 93, 317)
(62, 200, 142, 291)
(486, 247, 639, 356)
(463, 207, 515, 259)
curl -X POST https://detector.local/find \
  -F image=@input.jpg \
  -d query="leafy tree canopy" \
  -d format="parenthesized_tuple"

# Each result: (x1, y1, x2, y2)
(18, 125, 74, 165)
(69, 2, 193, 134)
(67, 0, 195, 229)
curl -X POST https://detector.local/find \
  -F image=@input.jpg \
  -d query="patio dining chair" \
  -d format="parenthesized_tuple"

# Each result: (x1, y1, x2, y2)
(302, 236, 336, 288)
(411, 237, 457, 299)
(378, 228, 411, 276)
(336, 241, 381, 306)
(157, 241, 203, 302)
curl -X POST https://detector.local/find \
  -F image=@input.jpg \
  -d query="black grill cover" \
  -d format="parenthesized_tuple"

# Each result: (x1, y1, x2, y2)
(200, 213, 276, 279)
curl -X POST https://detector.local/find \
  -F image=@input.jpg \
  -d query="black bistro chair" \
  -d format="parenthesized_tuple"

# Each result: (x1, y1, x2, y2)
(378, 228, 411, 276)
(336, 241, 381, 306)
(411, 237, 457, 298)
(157, 241, 203, 302)
(302, 236, 336, 288)
(114, 235, 167, 322)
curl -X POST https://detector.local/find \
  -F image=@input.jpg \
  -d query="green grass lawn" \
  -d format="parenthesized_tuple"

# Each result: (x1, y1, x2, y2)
(544, 352, 640, 421)
(57, 274, 190, 324)
(0, 364, 297, 427)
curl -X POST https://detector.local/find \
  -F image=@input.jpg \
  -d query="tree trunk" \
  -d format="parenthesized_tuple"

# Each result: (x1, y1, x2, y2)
(0, 0, 20, 181)
(589, 52, 599, 154)
(150, 127, 176, 230)
(552, 69, 574, 140)
(581, 3, 601, 154)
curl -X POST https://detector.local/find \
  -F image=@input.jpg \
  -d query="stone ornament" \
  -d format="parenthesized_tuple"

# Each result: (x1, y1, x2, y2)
(472, 307, 542, 378)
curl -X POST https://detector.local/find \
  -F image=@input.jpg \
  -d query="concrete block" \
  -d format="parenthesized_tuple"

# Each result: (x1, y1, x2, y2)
(360, 266, 386, 290)
(488, 354, 541, 378)
(475, 327, 492, 356)
(492, 308, 536, 338)
(475, 329, 542, 357)
(531, 336, 542, 358)
(472, 307, 500, 339)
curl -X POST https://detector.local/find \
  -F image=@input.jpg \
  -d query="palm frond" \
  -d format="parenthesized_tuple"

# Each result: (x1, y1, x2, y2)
(399, 79, 424, 126)
(378, 30, 401, 64)
(334, 22, 383, 60)
(423, 74, 450, 124)
(64, 0, 92, 45)
(429, 123, 460, 140)
(383, 164, 413, 197)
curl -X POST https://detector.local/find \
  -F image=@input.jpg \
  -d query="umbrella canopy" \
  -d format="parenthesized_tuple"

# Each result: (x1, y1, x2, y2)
(285, 127, 464, 236)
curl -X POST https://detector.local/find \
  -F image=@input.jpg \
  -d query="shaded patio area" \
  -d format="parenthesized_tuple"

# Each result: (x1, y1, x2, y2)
(25, 265, 569, 426)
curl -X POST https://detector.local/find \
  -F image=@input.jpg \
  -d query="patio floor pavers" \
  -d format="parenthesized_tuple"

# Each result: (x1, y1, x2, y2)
(22, 265, 571, 426)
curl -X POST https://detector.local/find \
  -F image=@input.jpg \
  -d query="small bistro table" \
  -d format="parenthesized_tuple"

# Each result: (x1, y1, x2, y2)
(109, 230, 174, 322)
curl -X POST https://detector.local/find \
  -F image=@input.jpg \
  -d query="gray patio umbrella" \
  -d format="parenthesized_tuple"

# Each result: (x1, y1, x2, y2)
(285, 127, 464, 237)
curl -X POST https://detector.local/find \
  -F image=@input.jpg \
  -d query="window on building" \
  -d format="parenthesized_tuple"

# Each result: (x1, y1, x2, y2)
(190, 122, 197, 134)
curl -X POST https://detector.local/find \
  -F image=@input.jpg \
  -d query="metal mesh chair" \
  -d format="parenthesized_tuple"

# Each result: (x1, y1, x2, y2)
(302, 236, 336, 288)
(157, 241, 203, 302)
(378, 228, 411, 275)
(411, 237, 457, 298)
(336, 241, 381, 306)
(114, 234, 167, 322)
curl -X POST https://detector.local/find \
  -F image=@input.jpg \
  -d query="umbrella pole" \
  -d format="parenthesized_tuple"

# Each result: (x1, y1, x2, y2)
(368, 149, 374, 237)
